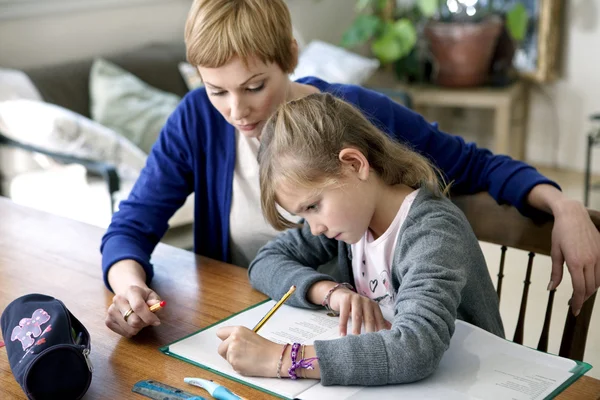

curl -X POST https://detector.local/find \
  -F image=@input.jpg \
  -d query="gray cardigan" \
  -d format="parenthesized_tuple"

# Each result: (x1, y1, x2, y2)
(248, 188, 504, 386)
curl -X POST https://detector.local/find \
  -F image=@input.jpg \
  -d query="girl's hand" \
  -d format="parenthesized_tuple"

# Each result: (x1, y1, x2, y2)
(328, 288, 391, 336)
(217, 326, 282, 377)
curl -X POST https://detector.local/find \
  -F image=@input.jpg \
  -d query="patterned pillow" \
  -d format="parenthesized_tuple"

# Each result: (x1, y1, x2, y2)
(0, 99, 146, 180)
(90, 58, 181, 154)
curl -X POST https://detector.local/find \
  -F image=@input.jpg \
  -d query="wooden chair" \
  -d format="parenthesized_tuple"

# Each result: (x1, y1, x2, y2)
(452, 192, 600, 361)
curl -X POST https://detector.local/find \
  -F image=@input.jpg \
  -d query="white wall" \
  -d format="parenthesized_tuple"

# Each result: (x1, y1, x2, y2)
(0, 0, 356, 69)
(526, 0, 600, 173)
(286, 0, 356, 48)
(0, 1, 192, 68)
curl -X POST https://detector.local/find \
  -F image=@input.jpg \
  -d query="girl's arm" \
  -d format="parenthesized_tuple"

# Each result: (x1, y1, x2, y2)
(218, 201, 469, 384)
(313, 197, 499, 386)
(248, 221, 340, 309)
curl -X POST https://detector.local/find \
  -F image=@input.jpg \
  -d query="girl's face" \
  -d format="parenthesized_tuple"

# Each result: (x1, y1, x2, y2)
(198, 56, 291, 139)
(276, 152, 377, 244)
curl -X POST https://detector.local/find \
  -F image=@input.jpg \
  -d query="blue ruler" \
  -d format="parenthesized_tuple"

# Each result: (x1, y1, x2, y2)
(132, 380, 207, 400)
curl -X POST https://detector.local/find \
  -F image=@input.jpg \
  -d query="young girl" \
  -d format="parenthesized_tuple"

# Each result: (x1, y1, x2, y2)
(216, 93, 504, 386)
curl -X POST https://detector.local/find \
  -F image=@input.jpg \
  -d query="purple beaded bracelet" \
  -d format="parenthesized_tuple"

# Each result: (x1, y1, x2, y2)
(288, 343, 301, 380)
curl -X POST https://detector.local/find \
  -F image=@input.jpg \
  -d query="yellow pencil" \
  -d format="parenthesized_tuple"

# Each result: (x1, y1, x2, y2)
(253, 285, 296, 333)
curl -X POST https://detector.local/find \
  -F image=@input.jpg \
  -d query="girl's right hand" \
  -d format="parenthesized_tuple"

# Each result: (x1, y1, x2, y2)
(328, 288, 391, 336)
(104, 260, 162, 338)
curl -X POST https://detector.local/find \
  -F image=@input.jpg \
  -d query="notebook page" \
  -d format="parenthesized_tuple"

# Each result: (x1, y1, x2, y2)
(299, 320, 579, 400)
(166, 301, 343, 399)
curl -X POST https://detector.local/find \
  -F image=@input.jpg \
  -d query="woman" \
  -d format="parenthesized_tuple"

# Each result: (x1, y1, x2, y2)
(102, 0, 600, 338)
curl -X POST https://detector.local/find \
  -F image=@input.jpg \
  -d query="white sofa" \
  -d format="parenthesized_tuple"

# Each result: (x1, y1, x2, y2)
(0, 43, 195, 249)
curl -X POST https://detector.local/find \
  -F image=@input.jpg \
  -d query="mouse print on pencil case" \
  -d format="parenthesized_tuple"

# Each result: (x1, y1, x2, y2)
(10, 308, 53, 363)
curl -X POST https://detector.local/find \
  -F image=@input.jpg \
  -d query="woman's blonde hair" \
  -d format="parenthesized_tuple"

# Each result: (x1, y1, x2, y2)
(259, 93, 448, 231)
(184, 0, 296, 73)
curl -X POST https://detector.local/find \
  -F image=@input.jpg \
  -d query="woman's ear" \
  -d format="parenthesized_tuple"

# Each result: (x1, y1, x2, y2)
(339, 148, 369, 181)
(289, 39, 299, 72)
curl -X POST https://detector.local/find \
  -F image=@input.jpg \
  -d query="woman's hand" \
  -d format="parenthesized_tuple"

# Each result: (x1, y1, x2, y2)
(328, 287, 391, 336)
(527, 184, 600, 315)
(216, 326, 282, 377)
(549, 198, 600, 315)
(105, 260, 162, 338)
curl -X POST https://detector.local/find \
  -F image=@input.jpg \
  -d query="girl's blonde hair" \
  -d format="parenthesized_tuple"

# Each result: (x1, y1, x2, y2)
(259, 93, 448, 231)
(184, 0, 296, 73)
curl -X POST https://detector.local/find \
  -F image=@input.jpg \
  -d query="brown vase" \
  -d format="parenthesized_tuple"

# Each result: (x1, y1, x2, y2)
(425, 16, 503, 87)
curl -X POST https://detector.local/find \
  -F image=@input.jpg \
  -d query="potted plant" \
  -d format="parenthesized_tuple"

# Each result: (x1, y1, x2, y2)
(341, 0, 433, 82)
(341, 0, 528, 87)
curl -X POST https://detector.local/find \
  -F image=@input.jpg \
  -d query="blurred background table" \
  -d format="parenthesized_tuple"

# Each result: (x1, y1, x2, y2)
(366, 71, 529, 160)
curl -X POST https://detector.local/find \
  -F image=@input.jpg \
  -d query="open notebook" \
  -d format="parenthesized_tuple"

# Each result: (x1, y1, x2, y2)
(160, 300, 591, 400)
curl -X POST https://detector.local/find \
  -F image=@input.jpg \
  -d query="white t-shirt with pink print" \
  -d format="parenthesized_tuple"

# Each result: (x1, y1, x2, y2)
(351, 189, 420, 322)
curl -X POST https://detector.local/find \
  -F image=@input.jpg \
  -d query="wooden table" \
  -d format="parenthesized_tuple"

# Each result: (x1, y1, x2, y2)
(1, 197, 599, 400)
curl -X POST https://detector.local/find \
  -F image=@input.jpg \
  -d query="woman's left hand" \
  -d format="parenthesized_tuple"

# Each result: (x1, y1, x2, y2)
(550, 198, 600, 316)
(217, 326, 282, 377)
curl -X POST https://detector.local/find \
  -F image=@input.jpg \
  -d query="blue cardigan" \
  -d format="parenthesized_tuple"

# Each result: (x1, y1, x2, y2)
(100, 77, 557, 290)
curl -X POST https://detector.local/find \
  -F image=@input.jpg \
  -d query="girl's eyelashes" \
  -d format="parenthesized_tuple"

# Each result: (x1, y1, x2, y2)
(306, 202, 319, 212)
(209, 82, 265, 96)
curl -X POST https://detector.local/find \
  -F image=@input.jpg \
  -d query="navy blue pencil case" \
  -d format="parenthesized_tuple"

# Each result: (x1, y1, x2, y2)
(1, 293, 93, 399)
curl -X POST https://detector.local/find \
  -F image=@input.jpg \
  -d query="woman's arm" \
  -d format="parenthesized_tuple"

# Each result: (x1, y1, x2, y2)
(350, 86, 557, 213)
(100, 101, 195, 292)
(527, 184, 600, 314)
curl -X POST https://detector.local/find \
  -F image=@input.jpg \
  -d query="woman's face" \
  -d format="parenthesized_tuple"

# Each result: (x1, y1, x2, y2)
(198, 56, 290, 139)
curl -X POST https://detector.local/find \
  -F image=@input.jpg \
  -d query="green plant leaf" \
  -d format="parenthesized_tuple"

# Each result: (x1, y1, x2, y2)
(371, 20, 417, 64)
(391, 18, 417, 57)
(417, 0, 438, 18)
(341, 14, 382, 48)
(392, 19, 417, 46)
(506, 3, 528, 41)
(371, 30, 403, 64)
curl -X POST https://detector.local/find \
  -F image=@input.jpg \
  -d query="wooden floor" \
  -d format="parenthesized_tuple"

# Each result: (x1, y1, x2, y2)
(481, 165, 600, 378)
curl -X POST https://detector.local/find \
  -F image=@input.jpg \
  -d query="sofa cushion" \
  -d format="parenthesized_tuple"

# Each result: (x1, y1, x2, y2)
(0, 68, 54, 182)
(0, 99, 146, 180)
(0, 68, 42, 102)
(90, 58, 181, 154)
(23, 42, 188, 118)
